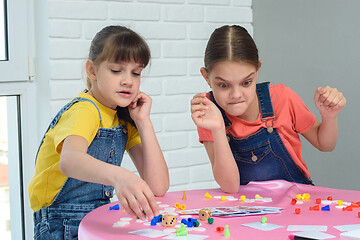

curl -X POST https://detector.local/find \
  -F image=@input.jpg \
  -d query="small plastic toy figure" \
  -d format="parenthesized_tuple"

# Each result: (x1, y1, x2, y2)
(162, 214, 176, 227)
(176, 223, 188, 236)
(199, 208, 212, 221)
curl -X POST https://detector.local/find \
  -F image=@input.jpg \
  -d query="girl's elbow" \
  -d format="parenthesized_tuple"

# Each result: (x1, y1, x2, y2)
(221, 185, 239, 194)
(152, 184, 169, 197)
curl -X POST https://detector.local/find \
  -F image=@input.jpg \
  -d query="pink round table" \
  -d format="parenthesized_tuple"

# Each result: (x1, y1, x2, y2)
(79, 180, 360, 239)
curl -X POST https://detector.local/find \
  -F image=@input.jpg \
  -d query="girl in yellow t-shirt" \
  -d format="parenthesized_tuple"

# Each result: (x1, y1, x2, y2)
(191, 25, 346, 192)
(29, 25, 169, 239)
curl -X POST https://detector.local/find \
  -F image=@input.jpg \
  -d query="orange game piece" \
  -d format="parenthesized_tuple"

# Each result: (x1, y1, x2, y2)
(316, 198, 321, 204)
(351, 202, 359, 208)
(216, 226, 224, 232)
(343, 206, 353, 211)
(295, 208, 301, 214)
(182, 191, 187, 200)
(358, 212, 360, 218)
(309, 205, 320, 211)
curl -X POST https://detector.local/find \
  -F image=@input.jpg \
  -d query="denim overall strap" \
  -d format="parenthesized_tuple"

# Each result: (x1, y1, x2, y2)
(257, 82, 276, 133)
(34, 97, 102, 164)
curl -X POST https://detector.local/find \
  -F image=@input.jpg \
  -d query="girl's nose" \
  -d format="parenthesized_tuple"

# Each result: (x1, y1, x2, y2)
(231, 87, 243, 99)
(120, 74, 133, 86)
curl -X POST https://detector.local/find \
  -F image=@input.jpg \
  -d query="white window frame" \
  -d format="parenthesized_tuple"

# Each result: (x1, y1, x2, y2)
(0, 0, 38, 239)
(0, 0, 28, 82)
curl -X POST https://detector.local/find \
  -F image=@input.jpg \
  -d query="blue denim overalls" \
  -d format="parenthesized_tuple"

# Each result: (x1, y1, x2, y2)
(210, 82, 313, 185)
(33, 97, 128, 240)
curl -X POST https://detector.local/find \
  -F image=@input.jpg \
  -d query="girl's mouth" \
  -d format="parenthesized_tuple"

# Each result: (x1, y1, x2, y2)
(117, 90, 132, 98)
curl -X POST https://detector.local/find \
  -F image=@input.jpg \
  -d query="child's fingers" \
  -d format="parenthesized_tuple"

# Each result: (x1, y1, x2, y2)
(191, 103, 208, 113)
(117, 195, 137, 219)
(191, 93, 208, 105)
(127, 194, 147, 220)
(191, 111, 205, 120)
(143, 187, 159, 216)
(134, 191, 154, 220)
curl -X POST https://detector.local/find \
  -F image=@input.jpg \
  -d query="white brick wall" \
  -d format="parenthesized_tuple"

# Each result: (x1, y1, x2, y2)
(47, 0, 253, 191)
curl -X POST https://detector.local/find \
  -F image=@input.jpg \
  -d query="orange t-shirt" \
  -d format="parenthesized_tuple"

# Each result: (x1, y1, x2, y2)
(197, 83, 316, 179)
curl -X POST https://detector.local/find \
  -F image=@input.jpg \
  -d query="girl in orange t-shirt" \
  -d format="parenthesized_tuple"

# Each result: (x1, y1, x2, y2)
(191, 25, 346, 193)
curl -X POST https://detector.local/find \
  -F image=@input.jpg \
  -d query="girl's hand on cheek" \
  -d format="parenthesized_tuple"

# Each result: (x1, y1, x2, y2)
(129, 92, 152, 123)
(114, 169, 159, 221)
(191, 93, 224, 131)
(314, 86, 346, 119)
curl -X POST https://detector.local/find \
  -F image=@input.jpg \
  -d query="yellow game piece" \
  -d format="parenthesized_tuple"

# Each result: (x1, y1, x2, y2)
(240, 195, 246, 201)
(338, 200, 343, 206)
(182, 191, 187, 200)
(175, 203, 180, 208)
(221, 196, 226, 201)
(255, 194, 262, 199)
(180, 204, 186, 210)
(303, 193, 311, 200)
(296, 194, 302, 200)
(205, 193, 212, 199)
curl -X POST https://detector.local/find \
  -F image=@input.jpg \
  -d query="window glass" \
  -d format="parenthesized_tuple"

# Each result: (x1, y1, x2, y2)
(0, 96, 11, 239)
(0, 0, 7, 61)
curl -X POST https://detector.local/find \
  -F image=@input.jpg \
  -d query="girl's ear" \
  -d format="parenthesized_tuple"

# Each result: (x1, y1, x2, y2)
(86, 60, 97, 81)
(200, 67, 212, 88)
(257, 60, 262, 72)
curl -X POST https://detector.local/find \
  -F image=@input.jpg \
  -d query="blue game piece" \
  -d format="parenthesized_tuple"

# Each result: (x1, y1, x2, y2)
(321, 205, 330, 211)
(181, 219, 188, 224)
(151, 219, 157, 226)
(109, 204, 120, 210)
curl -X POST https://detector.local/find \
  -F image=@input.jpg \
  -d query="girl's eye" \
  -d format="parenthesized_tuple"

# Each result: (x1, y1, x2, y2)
(243, 80, 252, 86)
(219, 83, 228, 88)
(132, 72, 141, 76)
(111, 69, 120, 73)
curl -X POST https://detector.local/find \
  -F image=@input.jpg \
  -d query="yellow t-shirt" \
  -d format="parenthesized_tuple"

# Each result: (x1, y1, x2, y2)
(28, 92, 140, 212)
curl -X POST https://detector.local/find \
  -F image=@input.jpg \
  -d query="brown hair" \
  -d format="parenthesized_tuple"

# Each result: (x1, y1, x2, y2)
(204, 25, 259, 72)
(86, 25, 151, 127)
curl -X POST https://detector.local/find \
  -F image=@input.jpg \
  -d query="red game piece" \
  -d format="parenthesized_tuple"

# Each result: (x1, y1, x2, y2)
(291, 199, 297, 205)
(309, 205, 320, 211)
(358, 212, 360, 218)
(316, 198, 321, 204)
(216, 226, 224, 232)
(343, 206, 353, 211)
(295, 208, 301, 214)
(351, 202, 359, 208)
(327, 196, 333, 201)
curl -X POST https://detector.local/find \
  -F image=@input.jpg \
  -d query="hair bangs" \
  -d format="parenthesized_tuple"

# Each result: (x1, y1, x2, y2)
(102, 34, 150, 67)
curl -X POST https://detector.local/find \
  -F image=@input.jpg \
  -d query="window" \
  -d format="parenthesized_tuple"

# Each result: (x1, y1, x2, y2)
(0, 96, 25, 240)
(0, 0, 36, 239)
(0, 0, 28, 82)
(0, 0, 7, 61)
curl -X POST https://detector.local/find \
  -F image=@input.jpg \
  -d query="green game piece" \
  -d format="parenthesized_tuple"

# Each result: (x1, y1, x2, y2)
(261, 216, 267, 224)
(176, 223, 188, 236)
(224, 224, 230, 237)
(208, 218, 214, 224)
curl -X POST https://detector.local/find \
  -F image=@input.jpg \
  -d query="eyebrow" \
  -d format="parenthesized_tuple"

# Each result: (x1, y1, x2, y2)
(215, 72, 255, 82)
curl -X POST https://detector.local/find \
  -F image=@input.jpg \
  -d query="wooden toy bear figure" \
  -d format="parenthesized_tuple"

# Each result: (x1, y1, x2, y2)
(199, 208, 212, 221)
(162, 214, 176, 227)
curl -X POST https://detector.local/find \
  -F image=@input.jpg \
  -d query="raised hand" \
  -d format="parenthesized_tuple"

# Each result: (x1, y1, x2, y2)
(128, 92, 152, 123)
(191, 93, 224, 131)
(314, 86, 346, 119)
